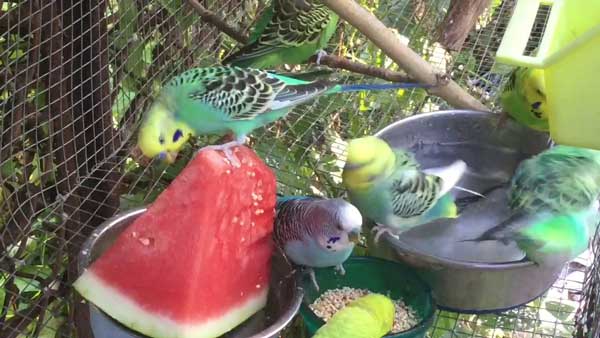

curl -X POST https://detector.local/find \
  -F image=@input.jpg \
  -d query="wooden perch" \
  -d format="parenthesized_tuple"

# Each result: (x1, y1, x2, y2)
(185, 0, 412, 83)
(321, 0, 489, 111)
(186, 0, 249, 44)
(437, 0, 492, 51)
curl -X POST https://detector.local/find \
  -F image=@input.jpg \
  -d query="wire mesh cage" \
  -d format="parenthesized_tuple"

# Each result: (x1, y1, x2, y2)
(0, 0, 597, 337)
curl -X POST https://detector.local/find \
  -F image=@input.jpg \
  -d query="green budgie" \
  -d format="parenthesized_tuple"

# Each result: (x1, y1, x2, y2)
(222, 0, 339, 68)
(500, 66, 548, 132)
(137, 66, 430, 166)
(313, 293, 395, 338)
(342, 136, 467, 243)
(464, 145, 600, 266)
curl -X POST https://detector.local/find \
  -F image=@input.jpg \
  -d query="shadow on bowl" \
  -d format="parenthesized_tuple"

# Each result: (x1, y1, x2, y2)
(299, 256, 436, 338)
(77, 207, 303, 338)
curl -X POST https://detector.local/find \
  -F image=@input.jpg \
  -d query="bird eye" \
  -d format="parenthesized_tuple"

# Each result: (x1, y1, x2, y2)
(173, 129, 183, 142)
(158, 134, 165, 145)
(531, 101, 542, 110)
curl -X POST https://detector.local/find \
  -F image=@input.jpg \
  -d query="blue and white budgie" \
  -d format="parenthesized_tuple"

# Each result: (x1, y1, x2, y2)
(342, 136, 467, 243)
(274, 195, 363, 290)
(464, 145, 600, 266)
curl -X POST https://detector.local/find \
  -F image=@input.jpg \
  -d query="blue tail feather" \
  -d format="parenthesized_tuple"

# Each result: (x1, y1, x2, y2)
(338, 82, 431, 92)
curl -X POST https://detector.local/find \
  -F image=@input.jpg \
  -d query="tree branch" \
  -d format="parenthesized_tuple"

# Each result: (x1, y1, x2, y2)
(185, 0, 414, 83)
(321, 0, 489, 111)
(186, 0, 248, 44)
(307, 54, 411, 82)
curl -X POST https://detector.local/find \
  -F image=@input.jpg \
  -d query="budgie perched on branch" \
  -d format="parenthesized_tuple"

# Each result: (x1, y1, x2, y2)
(137, 66, 431, 166)
(500, 66, 548, 132)
(313, 293, 395, 338)
(274, 195, 362, 290)
(464, 145, 600, 266)
(342, 136, 467, 243)
(222, 0, 339, 68)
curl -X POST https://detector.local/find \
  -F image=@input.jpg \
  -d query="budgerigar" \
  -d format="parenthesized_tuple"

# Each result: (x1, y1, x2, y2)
(500, 66, 548, 132)
(274, 195, 362, 290)
(464, 145, 600, 266)
(342, 136, 467, 243)
(137, 66, 431, 166)
(222, 0, 339, 68)
(313, 293, 395, 338)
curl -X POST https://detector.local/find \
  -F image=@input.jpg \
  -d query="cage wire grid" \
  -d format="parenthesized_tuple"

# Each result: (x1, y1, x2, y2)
(0, 0, 596, 337)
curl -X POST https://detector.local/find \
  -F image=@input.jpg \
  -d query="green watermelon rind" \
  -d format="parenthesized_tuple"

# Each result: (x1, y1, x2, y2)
(73, 270, 269, 338)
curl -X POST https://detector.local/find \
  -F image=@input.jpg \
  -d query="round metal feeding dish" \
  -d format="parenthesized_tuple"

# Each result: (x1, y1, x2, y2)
(77, 208, 303, 338)
(367, 109, 560, 313)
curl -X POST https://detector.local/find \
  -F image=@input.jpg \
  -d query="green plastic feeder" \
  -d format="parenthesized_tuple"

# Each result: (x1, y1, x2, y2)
(299, 256, 436, 338)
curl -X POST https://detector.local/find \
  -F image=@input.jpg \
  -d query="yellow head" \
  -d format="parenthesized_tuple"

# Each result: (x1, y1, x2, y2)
(137, 101, 194, 164)
(502, 67, 548, 131)
(342, 136, 396, 190)
(522, 68, 547, 120)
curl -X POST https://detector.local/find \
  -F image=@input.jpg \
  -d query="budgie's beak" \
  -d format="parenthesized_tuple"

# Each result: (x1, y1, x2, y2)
(158, 151, 179, 164)
(348, 231, 361, 244)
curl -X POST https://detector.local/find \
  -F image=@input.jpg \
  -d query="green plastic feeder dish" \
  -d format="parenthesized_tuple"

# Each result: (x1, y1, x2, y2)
(299, 256, 436, 338)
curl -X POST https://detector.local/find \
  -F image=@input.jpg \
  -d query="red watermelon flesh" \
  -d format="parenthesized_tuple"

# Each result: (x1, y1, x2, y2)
(73, 146, 277, 338)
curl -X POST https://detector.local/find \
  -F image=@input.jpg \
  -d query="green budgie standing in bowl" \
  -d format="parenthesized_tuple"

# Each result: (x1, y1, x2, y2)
(464, 145, 600, 266)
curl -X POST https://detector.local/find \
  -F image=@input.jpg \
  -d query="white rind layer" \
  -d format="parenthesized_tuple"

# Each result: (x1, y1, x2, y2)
(73, 270, 268, 338)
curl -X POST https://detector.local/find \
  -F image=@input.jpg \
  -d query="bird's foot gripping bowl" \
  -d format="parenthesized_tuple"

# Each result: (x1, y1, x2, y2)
(299, 256, 436, 338)
(368, 110, 561, 314)
(77, 208, 303, 338)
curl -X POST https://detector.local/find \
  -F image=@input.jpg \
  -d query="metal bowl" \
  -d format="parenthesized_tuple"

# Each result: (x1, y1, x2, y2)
(367, 109, 562, 313)
(77, 207, 303, 338)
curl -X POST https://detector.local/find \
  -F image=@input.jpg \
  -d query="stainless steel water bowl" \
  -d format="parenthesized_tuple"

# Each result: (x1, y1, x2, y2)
(77, 207, 303, 338)
(367, 109, 561, 313)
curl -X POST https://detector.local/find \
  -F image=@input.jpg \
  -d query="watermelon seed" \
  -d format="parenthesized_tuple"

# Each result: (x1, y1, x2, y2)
(256, 284, 261, 289)
(255, 209, 264, 215)
(138, 237, 154, 246)
(131, 231, 138, 238)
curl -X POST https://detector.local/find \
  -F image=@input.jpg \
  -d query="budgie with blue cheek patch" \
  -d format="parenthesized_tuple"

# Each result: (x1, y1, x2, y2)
(342, 136, 467, 243)
(136, 66, 431, 167)
(274, 195, 363, 290)
(222, 0, 339, 68)
(464, 145, 600, 266)
(500, 66, 548, 132)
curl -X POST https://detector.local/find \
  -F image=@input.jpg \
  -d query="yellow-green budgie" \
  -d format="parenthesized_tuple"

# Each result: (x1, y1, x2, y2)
(500, 66, 548, 132)
(313, 293, 395, 338)
(342, 136, 466, 243)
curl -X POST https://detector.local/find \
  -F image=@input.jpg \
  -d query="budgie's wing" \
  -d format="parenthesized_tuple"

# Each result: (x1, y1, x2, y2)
(509, 147, 600, 213)
(422, 160, 467, 197)
(182, 67, 286, 121)
(388, 170, 443, 218)
(270, 78, 333, 110)
(224, 0, 333, 62)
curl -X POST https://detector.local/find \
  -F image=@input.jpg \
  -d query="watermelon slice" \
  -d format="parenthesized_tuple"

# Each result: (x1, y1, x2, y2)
(73, 146, 277, 338)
